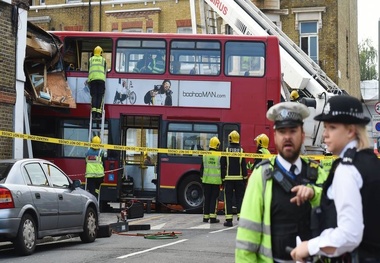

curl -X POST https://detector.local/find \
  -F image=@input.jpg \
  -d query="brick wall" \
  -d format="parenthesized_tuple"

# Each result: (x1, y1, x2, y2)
(280, 0, 360, 97)
(0, 1, 16, 159)
(30, 1, 201, 33)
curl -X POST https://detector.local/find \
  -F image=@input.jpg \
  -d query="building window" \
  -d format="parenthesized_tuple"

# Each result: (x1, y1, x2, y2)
(146, 28, 153, 33)
(40, 0, 45, 5)
(299, 22, 318, 64)
(177, 27, 192, 34)
(122, 28, 143, 33)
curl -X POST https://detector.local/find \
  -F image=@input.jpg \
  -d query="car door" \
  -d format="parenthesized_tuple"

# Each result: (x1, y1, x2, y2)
(23, 162, 59, 231)
(44, 163, 84, 228)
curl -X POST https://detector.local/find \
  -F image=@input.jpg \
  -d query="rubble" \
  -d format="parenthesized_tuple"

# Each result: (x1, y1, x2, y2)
(25, 22, 75, 108)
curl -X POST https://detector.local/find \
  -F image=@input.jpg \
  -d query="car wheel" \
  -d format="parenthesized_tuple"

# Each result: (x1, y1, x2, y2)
(13, 213, 37, 256)
(79, 207, 98, 243)
(178, 174, 203, 213)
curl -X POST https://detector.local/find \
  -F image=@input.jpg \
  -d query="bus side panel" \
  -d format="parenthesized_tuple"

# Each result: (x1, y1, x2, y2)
(45, 158, 86, 181)
(157, 156, 202, 204)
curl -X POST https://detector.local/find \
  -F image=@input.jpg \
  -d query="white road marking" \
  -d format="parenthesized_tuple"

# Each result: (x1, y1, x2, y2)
(209, 225, 237, 233)
(150, 223, 166, 230)
(190, 223, 210, 229)
(117, 239, 188, 259)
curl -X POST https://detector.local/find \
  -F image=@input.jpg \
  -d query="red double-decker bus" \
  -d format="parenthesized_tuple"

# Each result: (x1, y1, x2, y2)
(31, 32, 281, 212)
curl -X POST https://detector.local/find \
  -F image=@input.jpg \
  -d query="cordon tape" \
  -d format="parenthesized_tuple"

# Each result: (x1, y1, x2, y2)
(0, 130, 334, 161)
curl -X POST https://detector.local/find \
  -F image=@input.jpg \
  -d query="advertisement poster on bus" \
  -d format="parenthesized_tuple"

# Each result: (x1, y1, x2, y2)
(67, 77, 231, 108)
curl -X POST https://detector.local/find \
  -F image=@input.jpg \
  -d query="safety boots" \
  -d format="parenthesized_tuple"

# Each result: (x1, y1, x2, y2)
(210, 218, 220, 223)
(223, 220, 233, 227)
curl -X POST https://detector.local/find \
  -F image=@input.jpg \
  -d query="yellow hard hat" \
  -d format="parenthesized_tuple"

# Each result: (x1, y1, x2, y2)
(91, 136, 101, 149)
(290, 90, 299, 100)
(94, 46, 103, 56)
(254, 133, 269, 148)
(228, 130, 240, 144)
(209, 136, 220, 150)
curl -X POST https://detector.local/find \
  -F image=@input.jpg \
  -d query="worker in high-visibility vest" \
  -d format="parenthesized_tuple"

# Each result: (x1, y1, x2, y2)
(247, 133, 271, 170)
(290, 90, 300, 102)
(200, 136, 222, 223)
(85, 136, 104, 199)
(88, 46, 107, 120)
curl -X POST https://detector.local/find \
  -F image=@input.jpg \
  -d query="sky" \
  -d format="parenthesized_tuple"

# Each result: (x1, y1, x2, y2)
(358, 0, 380, 48)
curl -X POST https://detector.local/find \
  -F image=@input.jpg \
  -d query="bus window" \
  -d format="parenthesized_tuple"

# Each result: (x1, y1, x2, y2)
(64, 120, 109, 158)
(63, 37, 112, 72)
(225, 41, 265, 77)
(116, 39, 166, 74)
(167, 123, 218, 155)
(170, 40, 221, 75)
(125, 127, 158, 165)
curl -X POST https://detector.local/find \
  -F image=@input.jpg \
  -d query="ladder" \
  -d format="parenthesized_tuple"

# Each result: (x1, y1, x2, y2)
(85, 103, 105, 193)
(203, 0, 344, 97)
(88, 103, 105, 145)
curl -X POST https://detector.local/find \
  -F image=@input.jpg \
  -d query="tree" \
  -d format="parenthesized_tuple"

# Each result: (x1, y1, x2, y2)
(359, 38, 378, 81)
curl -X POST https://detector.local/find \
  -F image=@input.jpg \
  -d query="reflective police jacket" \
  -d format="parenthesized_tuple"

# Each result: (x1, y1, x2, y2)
(235, 156, 327, 262)
(201, 154, 222, 185)
(320, 158, 333, 174)
(85, 148, 104, 178)
(88, 55, 106, 82)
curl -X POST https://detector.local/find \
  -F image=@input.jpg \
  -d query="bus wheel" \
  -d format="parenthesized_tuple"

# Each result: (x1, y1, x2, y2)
(178, 174, 203, 214)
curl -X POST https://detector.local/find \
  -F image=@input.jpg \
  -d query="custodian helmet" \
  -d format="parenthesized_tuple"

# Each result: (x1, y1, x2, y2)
(94, 46, 103, 56)
(254, 134, 269, 148)
(209, 137, 220, 150)
(290, 90, 299, 101)
(228, 130, 240, 144)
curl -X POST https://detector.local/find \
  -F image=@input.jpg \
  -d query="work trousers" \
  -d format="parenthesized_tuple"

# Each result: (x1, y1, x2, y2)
(86, 177, 104, 199)
(89, 80, 105, 113)
(224, 180, 245, 220)
(203, 184, 220, 219)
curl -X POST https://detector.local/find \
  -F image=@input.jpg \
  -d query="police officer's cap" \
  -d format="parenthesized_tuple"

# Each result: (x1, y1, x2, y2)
(314, 95, 370, 124)
(267, 102, 310, 129)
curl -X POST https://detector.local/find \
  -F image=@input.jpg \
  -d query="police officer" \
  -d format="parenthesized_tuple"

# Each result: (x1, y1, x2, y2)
(85, 136, 105, 199)
(291, 95, 380, 263)
(320, 151, 333, 174)
(200, 136, 222, 223)
(221, 130, 247, 227)
(88, 46, 107, 120)
(236, 102, 327, 262)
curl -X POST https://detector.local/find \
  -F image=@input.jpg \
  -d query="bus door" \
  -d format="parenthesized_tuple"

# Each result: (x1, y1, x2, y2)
(120, 115, 159, 198)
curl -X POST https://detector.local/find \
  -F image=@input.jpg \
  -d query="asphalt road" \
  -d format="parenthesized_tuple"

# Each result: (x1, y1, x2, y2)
(0, 212, 238, 263)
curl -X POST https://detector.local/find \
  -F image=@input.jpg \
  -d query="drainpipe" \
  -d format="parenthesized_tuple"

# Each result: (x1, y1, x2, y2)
(88, 0, 92, 31)
(99, 0, 102, 31)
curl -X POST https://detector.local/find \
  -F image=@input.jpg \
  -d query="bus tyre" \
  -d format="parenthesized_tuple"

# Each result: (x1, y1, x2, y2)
(178, 174, 203, 214)
(14, 213, 37, 256)
(79, 207, 98, 243)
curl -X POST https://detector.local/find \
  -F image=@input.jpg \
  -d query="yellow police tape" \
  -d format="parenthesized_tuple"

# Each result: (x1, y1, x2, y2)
(0, 130, 330, 160)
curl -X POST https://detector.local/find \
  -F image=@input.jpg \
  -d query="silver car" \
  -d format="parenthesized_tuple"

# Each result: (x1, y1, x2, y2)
(0, 158, 99, 256)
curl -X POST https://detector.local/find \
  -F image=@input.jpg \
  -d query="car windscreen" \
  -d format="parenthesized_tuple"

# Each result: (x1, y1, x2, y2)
(0, 163, 13, 183)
